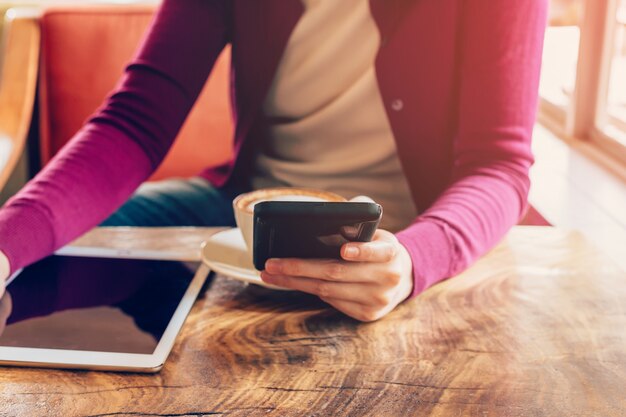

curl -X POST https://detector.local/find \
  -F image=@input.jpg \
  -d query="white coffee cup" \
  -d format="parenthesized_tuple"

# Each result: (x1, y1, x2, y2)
(232, 188, 346, 260)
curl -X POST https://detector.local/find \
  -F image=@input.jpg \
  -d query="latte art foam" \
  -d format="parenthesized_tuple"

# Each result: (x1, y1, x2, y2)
(235, 188, 345, 214)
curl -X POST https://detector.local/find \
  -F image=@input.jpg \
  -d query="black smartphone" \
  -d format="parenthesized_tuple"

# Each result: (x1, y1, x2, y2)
(252, 201, 382, 270)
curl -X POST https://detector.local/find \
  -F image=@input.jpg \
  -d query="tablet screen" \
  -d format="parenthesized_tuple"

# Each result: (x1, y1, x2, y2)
(0, 256, 198, 354)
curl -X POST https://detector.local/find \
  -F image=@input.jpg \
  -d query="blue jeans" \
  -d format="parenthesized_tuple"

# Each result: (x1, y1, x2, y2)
(102, 177, 247, 227)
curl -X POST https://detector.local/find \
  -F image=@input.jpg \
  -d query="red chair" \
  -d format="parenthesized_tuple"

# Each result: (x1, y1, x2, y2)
(38, 5, 233, 180)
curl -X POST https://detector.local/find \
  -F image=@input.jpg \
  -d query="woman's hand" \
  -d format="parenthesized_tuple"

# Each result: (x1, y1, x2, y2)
(260, 229, 414, 322)
(0, 250, 11, 335)
(0, 251, 8, 300)
(0, 292, 11, 337)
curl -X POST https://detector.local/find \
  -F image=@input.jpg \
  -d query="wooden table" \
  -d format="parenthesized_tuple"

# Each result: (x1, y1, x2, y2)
(1, 226, 625, 416)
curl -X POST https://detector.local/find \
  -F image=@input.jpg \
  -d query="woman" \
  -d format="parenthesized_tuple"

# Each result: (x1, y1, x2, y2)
(0, 0, 548, 321)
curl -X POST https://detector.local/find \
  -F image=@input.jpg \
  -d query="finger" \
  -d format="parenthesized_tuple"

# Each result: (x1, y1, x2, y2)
(265, 258, 392, 284)
(341, 240, 397, 263)
(260, 272, 377, 304)
(0, 292, 11, 322)
(372, 228, 398, 243)
(320, 297, 385, 322)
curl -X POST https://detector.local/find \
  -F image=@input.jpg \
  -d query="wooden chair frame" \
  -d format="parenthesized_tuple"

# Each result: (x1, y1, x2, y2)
(0, 8, 40, 195)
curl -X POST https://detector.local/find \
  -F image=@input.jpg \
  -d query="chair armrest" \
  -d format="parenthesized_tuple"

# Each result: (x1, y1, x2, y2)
(0, 8, 40, 191)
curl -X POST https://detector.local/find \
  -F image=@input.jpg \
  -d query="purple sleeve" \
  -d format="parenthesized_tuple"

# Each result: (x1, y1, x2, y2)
(396, 0, 547, 295)
(0, 0, 230, 274)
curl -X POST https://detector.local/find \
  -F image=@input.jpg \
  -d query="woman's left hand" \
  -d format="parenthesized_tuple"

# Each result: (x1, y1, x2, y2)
(260, 229, 414, 322)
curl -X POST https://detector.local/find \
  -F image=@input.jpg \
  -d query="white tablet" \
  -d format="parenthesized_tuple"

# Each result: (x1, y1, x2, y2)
(0, 247, 210, 373)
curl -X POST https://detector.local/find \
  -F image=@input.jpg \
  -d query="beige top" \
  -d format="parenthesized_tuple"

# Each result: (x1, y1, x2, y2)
(252, 0, 418, 232)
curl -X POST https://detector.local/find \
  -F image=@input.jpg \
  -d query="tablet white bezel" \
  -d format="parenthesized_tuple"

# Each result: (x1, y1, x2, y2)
(0, 246, 210, 373)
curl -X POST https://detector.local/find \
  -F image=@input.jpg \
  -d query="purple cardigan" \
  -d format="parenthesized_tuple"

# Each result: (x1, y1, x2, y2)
(0, 0, 547, 296)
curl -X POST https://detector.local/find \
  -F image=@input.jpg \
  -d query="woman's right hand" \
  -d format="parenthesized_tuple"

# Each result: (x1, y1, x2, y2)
(0, 251, 11, 298)
(0, 291, 11, 336)
(0, 250, 9, 299)
(0, 251, 10, 335)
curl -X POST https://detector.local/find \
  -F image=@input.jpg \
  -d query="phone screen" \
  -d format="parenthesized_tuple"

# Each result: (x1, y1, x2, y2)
(253, 201, 382, 269)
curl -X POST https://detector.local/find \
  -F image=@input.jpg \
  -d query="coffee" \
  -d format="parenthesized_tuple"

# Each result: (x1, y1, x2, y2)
(234, 188, 344, 214)
(233, 188, 346, 260)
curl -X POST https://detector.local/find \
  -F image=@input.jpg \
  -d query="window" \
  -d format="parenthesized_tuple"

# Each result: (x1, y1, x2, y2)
(540, 0, 582, 114)
(539, 0, 626, 164)
(598, 0, 626, 147)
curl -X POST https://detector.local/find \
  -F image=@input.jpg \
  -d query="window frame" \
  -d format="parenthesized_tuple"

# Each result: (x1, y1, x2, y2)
(539, 0, 626, 166)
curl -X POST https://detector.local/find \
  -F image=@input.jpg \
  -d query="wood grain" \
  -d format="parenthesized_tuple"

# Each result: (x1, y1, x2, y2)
(1, 226, 625, 417)
(69, 226, 228, 260)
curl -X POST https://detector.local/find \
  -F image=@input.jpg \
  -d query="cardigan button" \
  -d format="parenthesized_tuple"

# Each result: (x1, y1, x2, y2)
(391, 99, 404, 111)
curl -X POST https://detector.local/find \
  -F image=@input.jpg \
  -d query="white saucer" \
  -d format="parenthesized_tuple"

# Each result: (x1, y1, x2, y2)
(201, 228, 286, 290)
